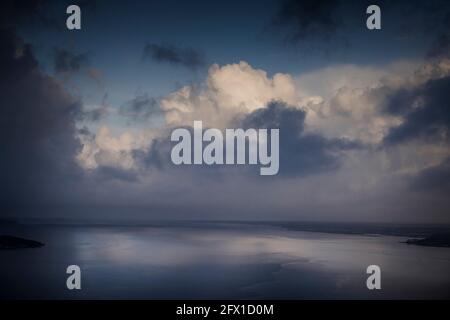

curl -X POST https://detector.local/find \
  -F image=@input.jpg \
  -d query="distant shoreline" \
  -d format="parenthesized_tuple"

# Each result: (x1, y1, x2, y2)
(2, 219, 450, 249)
(406, 233, 450, 248)
(2, 218, 450, 239)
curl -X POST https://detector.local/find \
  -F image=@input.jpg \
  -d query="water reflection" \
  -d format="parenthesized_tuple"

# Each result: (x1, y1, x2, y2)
(1, 223, 450, 299)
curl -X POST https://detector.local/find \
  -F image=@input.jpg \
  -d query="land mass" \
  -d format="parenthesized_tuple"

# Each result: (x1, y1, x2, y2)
(406, 233, 450, 248)
(0, 235, 44, 249)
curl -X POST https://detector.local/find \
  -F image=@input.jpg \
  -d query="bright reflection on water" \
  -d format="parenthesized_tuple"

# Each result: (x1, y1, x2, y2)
(1, 223, 450, 299)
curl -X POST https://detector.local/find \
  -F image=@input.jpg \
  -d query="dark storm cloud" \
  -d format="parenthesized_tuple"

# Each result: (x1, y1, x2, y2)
(384, 76, 450, 145)
(54, 48, 89, 74)
(240, 101, 359, 176)
(143, 43, 205, 70)
(134, 137, 173, 171)
(272, 0, 450, 46)
(372, 1, 450, 145)
(119, 93, 161, 121)
(410, 157, 450, 194)
(0, 29, 82, 211)
(137, 101, 359, 177)
(273, 0, 342, 42)
(1, 0, 101, 28)
(0, 0, 58, 29)
(134, 128, 255, 181)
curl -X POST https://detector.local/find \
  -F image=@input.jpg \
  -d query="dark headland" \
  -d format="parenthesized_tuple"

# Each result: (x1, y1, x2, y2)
(0, 235, 44, 249)
(406, 233, 450, 248)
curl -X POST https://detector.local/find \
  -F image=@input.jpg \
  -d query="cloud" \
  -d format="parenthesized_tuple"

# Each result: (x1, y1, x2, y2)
(383, 66, 450, 145)
(54, 48, 89, 74)
(271, 0, 450, 48)
(273, 0, 342, 42)
(239, 100, 360, 176)
(4, 1, 450, 223)
(53, 48, 105, 84)
(161, 61, 299, 128)
(117, 58, 447, 179)
(94, 165, 140, 183)
(159, 60, 416, 145)
(0, 0, 58, 29)
(143, 43, 205, 70)
(410, 157, 450, 193)
(119, 93, 161, 121)
(426, 10, 450, 58)
(0, 29, 82, 210)
(1, 23, 445, 221)
(76, 126, 154, 171)
(294, 56, 450, 148)
(77, 104, 108, 122)
(74, 93, 109, 122)
(1, 0, 100, 30)
(129, 100, 358, 178)
(75, 57, 450, 221)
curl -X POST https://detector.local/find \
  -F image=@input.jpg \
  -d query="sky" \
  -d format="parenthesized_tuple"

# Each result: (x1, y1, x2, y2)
(1, 0, 450, 223)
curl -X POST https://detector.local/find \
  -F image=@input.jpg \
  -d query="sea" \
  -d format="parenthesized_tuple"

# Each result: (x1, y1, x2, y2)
(1, 221, 449, 299)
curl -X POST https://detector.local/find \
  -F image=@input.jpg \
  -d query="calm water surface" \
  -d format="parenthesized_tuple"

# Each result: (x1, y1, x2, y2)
(1, 222, 449, 299)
